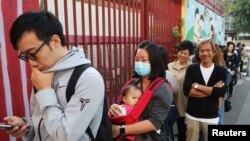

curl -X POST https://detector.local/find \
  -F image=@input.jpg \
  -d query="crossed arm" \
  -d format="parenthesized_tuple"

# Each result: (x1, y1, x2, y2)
(189, 81, 225, 98)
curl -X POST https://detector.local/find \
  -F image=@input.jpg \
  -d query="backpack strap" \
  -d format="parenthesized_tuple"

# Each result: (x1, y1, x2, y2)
(126, 77, 165, 124)
(66, 63, 91, 102)
(65, 63, 95, 140)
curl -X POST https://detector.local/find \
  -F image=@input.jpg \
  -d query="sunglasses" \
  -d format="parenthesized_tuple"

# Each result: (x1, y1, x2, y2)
(18, 39, 49, 61)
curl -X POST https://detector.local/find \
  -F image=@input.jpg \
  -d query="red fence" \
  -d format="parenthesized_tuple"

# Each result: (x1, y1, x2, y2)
(0, 0, 181, 140)
(0, 1, 38, 141)
(42, 0, 182, 104)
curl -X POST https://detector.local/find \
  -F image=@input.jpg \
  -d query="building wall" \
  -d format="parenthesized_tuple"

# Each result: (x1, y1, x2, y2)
(184, 0, 225, 45)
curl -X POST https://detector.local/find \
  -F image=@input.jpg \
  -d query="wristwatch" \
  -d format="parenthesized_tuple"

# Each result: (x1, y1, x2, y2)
(119, 125, 125, 135)
(194, 83, 199, 89)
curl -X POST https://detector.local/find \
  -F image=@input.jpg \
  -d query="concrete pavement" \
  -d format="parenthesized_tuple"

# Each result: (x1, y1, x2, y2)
(224, 75, 250, 124)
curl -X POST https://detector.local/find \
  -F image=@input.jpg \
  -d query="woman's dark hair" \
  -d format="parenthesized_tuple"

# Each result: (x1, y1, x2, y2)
(134, 40, 166, 81)
(10, 11, 65, 50)
(178, 40, 194, 55)
(159, 46, 169, 70)
(236, 42, 241, 47)
(226, 41, 235, 53)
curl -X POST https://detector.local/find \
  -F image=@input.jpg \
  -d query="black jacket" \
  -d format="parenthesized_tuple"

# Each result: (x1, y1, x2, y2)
(183, 63, 227, 118)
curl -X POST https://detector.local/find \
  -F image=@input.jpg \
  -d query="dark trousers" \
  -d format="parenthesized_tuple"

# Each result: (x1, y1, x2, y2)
(228, 81, 234, 97)
(165, 120, 175, 141)
(240, 60, 244, 72)
(177, 117, 186, 141)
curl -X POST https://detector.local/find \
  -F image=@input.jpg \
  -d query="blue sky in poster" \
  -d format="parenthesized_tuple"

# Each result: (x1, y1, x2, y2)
(185, 0, 225, 45)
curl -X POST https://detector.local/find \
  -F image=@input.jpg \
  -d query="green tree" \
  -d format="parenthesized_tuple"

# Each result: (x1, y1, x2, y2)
(224, 0, 250, 33)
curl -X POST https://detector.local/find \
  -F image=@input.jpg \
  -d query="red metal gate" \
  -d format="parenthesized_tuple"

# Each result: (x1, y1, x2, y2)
(0, 1, 38, 141)
(42, 0, 182, 104)
(0, 0, 181, 140)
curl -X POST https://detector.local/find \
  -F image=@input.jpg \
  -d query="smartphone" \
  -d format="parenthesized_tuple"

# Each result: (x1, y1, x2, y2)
(0, 123, 15, 130)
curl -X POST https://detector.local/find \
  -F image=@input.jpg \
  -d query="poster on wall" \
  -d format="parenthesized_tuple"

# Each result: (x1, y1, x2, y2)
(185, 0, 225, 45)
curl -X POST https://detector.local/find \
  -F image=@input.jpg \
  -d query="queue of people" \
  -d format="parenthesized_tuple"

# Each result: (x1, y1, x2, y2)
(2, 10, 242, 141)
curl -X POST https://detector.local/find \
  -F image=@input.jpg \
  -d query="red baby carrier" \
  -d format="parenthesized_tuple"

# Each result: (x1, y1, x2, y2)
(110, 77, 165, 141)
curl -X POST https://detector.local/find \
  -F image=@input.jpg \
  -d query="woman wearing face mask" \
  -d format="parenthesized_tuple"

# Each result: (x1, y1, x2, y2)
(109, 40, 173, 140)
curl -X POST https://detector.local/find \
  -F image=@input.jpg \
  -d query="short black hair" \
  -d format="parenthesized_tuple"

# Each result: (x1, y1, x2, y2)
(134, 40, 166, 80)
(178, 40, 194, 55)
(10, 11, 65, 50)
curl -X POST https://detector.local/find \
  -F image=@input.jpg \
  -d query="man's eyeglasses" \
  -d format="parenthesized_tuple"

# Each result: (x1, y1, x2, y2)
(18, 40, 48, 61)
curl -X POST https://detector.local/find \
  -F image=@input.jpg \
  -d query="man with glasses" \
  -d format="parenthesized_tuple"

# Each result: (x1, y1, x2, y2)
(3, 11, 105, 141)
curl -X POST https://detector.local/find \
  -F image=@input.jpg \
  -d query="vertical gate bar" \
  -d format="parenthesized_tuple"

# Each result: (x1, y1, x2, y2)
(165, 0, 167, 44)
(127, 0, 131, 79)
(43, 0, 48, 11)
(95, 0, 101, 71)
(147, 0, 150, 40)
(113, 0, 118, 102)
(153, 0, 156, 42)
(169, 0, 173, 53)
(159, 0, 162, 44)
(156, 0, 159, 44)
(72, 0, 78, 46)
(107, 0, 113, 103)
(123, 0, 127, 82)
(132, 0, 135, 59)
(101, 0, 107, 98)
(167, 0, 170, 47)
(172, 0, 175, 49)
(162, 0, 165, 44)
(132, 0, 136, 73)
(161, 0, 164, 44)
(162, 0, 164, 45)
(118, 0, 122, 88)
(54, 0, 58, 18)
(160, 0, 163, 44)
(81, 0, 86, 53)
(150, 0, 153, 41)
(158, 0, 160, 43)
(164, 0, 167, 47)
(63, 0, 69, 47)
(88, 0, 93, 63)
(140, 0, 145, 40)
(135, 0, 139, 45)
(171, 0, 173, 44)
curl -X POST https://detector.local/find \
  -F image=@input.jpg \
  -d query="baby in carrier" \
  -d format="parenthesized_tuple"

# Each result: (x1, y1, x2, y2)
(109, 77, 166, 141)
(109, 84, 142, 141)
(111, 84, 142, 117)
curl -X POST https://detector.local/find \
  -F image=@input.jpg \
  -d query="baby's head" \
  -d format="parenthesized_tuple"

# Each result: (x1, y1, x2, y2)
(121, 85, 142, 106)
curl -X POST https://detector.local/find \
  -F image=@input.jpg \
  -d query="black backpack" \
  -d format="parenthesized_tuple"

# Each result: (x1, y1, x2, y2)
(66, 63, 113, 141)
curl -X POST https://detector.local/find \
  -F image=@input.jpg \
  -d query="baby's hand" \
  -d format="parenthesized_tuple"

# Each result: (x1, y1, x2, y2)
(109, 104, 123, 117)
(118, 105, 126, 116)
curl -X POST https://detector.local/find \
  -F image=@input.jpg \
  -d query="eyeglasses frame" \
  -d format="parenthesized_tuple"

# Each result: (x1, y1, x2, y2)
(18, 39, 49, 61)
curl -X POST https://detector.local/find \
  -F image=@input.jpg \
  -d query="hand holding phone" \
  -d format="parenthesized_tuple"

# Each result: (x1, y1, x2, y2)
(0, 123, 21, 130)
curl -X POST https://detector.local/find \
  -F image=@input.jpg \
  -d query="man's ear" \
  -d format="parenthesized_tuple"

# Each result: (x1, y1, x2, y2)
(50, 34, 61, 47)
